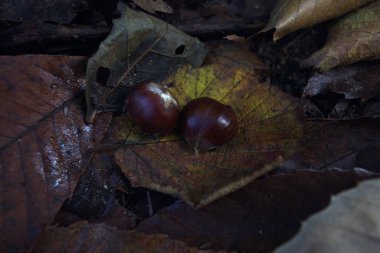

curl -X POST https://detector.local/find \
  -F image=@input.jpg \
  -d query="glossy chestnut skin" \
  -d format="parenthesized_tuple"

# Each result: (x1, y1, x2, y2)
(126, 81, 180, 136)
(180, 97, 238, 150)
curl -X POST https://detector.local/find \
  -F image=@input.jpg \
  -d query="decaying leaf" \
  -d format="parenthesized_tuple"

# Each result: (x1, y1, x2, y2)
(0, 0, 81, 23)
(63, 154, 125, 220)
(132, 0, 173, 14)
(303, 0, 380, 71)
(262, 0, 375, 41)
(276, 177, 380, 253)
(0, 55, 111, 253)
(30, 221, 219, 253)
(291, 119, 380, 170)
(137, 169, 376, 252)
(112, 43, 304, 207)
(303, 62, 380, 100)
(86, 4, 208, 123)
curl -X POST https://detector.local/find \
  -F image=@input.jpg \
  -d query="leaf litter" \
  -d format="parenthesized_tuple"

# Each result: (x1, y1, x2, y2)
(0, 55, 111, 253)
(113, 42, 305, 207)
(86, 3, 208, 123)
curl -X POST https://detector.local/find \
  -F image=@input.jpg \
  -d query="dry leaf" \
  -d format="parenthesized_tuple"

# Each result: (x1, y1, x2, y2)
(263, 0, 375, 41)
(303, 62, 380, 100)
(137, 169, 375, 252)
(132, 0, 173, 14)
(30, 221, 220, 253)
(112, 43, 304, 207)
(291, 119, 380, 170)
(303, 0, 380, 71)
(0, 55, 111, 253)
(86, 4, 207, 123)
(276, 177, 380, 253)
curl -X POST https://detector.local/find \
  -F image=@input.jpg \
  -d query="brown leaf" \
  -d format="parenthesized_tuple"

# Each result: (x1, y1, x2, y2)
(0, 0, 81, 23)
(276, 177, 380, 253)
(62, 154, 126, 220)
(113, 43, 305, 207)
(137, 169, 376, 252)
(303, 0, 380, 71)
(263, 0, 375, 41)
(30, 221, 221, 253)
(86, 4, 208, 123)
(292, 119, 380, 170)
(132, 0, 173, 14)
(303, 62, 380, 100)
(0, 55, 111, 253)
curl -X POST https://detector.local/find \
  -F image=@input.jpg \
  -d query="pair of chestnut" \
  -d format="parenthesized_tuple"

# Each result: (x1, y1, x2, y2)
(126, 82, 238, 151)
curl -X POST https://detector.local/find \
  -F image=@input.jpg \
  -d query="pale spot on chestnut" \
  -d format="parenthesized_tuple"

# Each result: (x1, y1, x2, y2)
(126, 81, 180, 136)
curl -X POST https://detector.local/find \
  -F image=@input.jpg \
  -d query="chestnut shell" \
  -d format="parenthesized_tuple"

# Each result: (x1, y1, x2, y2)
(180, 97, 238, 150)
(126, 82, 180, 136)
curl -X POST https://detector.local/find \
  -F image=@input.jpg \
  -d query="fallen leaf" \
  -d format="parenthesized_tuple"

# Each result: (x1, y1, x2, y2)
(112, 42, 305, 207)
(0, 0, 82, 23)
(63, 154, 126, 220)
(30, 221, 220, 253)
(0, 55, 111, 253)
(262, 0, 375, 41)
(292, 119, 380, 170)
(137, 169, 376, 252)
(86, 4, 208, 123)
(132, 0, 173, 14)
(354, 144, 380, 173)
(275, 177, 380, 253)
(363, 100, 380, 117)
(303, 62, 380, 100)
(303, 0, 380, 71)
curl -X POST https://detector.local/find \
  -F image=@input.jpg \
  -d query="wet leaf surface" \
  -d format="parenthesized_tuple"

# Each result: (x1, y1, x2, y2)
(0, 55, 85, 148)
(137, 169, 377, 252)
(0, 0, 82, 23)
(30, 221, 221, 253)
(262, 0, 375, 41)
(303, 0, 380, 71)
(304, 62, 380, 100)
(276, 177, 380, 253)
(0, 55, 111, 253)
(291, 119, 380, 171)
(113, 42, 305, 207)
(86, 4, 208, 123)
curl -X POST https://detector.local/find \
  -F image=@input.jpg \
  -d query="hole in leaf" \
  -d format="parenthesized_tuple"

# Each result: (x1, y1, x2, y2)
(175, 45, 186, 55)
(96, 67, 110, 86)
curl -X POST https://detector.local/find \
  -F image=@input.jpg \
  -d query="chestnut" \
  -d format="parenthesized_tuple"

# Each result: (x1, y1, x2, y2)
(125, 81, 180, 136)
(180, 97, 238, 151)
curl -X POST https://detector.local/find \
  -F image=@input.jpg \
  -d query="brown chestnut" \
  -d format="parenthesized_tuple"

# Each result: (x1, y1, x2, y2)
(126, 81, 180, 136)
(180, 97, 238, 150)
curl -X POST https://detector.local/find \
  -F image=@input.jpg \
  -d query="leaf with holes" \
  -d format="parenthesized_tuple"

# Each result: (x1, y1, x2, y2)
(0, 55, 111, 253)
(112, 43, 305, 207)
(262, 0, 375, 41)
(303, 0, 380, 71)
(86, 4, 208, 123)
